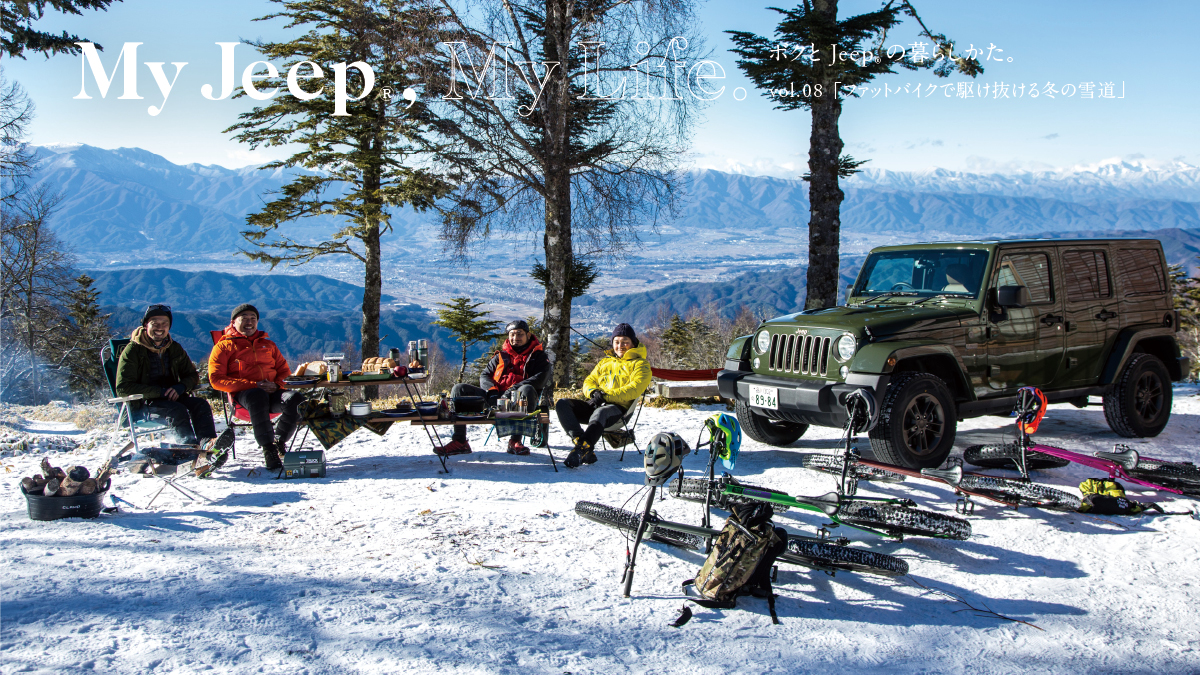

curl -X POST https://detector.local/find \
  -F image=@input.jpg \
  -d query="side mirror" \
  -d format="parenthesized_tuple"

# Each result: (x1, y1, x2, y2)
(996, 285, 1031, 308)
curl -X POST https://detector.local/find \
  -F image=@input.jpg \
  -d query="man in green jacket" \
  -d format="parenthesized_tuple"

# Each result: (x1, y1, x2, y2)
(116, 305, 221, 454)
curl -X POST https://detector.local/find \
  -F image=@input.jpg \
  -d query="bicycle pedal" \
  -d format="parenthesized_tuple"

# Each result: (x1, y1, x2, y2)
(834, 537, 850, 547)
(956, 497, 974, 516)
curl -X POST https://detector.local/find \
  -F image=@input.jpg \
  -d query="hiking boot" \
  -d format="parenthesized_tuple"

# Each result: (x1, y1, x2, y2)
(435, 439, 472, 457)
(507, 436, 530, 456)
(564, 437, 593, 469)
(263, 444, 283, 471)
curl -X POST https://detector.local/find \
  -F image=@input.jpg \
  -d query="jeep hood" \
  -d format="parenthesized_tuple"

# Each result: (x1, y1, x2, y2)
(764, 304, 976, 338)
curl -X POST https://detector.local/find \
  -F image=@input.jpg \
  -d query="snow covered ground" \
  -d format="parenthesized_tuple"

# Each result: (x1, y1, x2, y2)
(2, 392, 1200, 674)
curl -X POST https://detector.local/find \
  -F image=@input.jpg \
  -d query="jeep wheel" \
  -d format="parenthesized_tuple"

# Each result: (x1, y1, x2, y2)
(734, 398, 808, 446)
(869, 372, 957, 469)
(1103, 353, 1171, 438)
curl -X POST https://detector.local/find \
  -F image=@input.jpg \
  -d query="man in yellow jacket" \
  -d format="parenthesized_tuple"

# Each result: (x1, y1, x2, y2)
(556, 323, 652, 468)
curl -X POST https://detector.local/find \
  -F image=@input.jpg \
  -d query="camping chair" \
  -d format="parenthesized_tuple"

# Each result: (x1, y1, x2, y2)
(601, 387, 650, 462)
(209, 330, 289, 458)
(101, 339, 209, 506)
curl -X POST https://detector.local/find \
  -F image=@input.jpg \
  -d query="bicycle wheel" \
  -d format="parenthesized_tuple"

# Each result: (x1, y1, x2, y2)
(667, 477, 791, 512)
(574, 501, 705, 551)
(962, 443, 1070, 470)
(800, 454, 907, 483)
(782, 536, 909, 577)
(1128, 461, 1200, 494)
(957, 474, 1081, 511)
(838, 500, 972, 540)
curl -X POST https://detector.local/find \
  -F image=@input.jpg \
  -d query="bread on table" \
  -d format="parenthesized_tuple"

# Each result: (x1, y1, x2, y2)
(293, 361, 328, 377)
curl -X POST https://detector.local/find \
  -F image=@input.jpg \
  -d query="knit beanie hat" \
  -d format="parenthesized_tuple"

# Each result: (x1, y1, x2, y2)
(230, 303, 259, 323)
(141, 304, 172, 327)
(612, 322, 639, 348)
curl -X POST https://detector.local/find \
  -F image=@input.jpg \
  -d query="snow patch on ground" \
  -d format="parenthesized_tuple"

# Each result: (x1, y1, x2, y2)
(2, 393, 1200, 673)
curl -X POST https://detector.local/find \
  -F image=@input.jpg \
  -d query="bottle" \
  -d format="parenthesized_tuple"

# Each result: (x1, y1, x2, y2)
(438, 392, 449, 420)
(389, 347, 401, 363)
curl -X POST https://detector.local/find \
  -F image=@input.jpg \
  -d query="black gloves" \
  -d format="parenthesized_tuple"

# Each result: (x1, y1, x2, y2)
(170, 383, 188, 398)
(589, 389, 606, 407)
(487, 390, 501, 407)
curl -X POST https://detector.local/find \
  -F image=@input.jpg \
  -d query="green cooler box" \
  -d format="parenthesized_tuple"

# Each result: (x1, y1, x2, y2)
(282, 450, 326, 479)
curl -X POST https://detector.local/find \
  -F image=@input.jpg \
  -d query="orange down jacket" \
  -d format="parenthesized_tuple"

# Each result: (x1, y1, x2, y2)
(208, 326, 290, 393)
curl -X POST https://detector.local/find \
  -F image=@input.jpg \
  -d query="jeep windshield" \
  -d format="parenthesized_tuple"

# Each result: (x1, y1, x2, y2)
(853, 249, 990, 302)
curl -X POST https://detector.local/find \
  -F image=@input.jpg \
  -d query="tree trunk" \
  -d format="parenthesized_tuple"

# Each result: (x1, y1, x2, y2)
(805, 0, 845, 311)
(540, 0, 574, 389)
(458, 344, 468, 383)
(361, 139, 383, 399)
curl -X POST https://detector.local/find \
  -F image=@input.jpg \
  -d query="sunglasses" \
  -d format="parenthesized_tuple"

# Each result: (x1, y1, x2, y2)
(147, 304, 172, 312)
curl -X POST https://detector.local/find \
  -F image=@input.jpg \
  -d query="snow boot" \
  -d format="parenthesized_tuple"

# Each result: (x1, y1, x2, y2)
(507, 436, 530, 456)
(263, 443, 283, 471)
(565, 437, 594, 469)
(435, 439, 472, 457)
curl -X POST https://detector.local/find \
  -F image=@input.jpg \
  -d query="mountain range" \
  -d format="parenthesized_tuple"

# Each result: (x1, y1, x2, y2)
(29, 144, 1200, 267)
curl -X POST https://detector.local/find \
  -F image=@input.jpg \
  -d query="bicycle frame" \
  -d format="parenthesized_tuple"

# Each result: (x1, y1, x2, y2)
(1024, 442, 1184, 495)
(1011, 387, 1185, 495)
(722, 483, 916, 541)
(851, 456, 1021, 511)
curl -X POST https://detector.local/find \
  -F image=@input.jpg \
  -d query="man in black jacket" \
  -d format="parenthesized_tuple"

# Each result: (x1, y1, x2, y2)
(435, 320, 549, 457)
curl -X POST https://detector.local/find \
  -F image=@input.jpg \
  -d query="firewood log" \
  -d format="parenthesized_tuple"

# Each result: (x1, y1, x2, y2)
(58, 475, 82, 497)
(78, 478, 97, 495)
(43, 477, 61, 497)
(21, 476, 45, 495)
(40, 457, 65, 481)
(93, 456, 116, 485)
(67, 465, 90, 481)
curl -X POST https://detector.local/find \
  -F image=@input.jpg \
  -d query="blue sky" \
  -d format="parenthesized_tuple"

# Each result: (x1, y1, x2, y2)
(4, 0, 1198, 174)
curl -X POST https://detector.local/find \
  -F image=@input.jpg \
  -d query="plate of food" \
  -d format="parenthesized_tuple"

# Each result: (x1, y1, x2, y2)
(376, 408, 418, 418)
(283, 376, 320, 386)
(347, 371, 392, 382)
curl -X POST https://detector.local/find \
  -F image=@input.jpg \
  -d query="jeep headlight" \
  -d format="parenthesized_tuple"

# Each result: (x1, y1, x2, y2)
(835, 333, 857, 362)
(756, 330, 771, 354)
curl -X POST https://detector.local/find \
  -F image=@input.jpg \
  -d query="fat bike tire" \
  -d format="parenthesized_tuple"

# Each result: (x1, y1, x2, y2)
(782, 537, 909, 577)
(962, 443, 1071, 471)
(1127, 461, 1200, 493)
(839, 500, 972, 540)
(667, 477, 791, 512)
(574, 501, 704, 551)
(799, 454, 907, 483)
(957, 474, 1082, 511)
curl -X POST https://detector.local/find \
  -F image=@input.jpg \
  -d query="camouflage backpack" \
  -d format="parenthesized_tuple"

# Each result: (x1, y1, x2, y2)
(683, 502, 786, 624)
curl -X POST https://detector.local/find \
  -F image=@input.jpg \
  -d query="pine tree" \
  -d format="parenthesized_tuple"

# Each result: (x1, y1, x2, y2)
(728, 0, 981, 309)
(431, 297, 502, 383)
(62, 273, 112, 398)
(2, 0, 121, 59)
(227, 0, 453, 375)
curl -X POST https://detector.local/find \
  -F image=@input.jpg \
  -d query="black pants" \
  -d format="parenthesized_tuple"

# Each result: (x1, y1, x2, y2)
(555, 398, 625, 448)
(234, 388, 302, 451)
(450, 382, 539, 442)
(138, 395, 216, 444)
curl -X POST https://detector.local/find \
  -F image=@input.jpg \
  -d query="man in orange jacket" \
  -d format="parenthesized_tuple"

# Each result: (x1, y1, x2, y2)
(208, 304, 301, 469)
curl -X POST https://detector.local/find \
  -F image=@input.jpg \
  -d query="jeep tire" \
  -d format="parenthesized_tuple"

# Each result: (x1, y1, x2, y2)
(734, 398, 808, 446)
(869, 372, 957, 469)
(1103, 352, 1171, 438)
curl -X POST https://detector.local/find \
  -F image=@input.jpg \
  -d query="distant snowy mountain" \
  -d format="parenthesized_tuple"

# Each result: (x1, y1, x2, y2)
(841, 159, 1200, 203)
(26, 145, 1200, 267)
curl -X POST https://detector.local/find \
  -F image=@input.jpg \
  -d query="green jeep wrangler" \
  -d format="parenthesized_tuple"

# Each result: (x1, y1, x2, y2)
(718, 239, 1188, 469)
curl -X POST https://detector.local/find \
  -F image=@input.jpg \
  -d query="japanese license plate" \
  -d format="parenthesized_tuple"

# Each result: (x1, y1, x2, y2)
(749, 385, 778, 410)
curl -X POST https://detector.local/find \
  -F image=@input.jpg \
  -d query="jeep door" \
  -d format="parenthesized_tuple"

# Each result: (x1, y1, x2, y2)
(985, 249, 1066, 391)
(1054, 245, 1119, 387)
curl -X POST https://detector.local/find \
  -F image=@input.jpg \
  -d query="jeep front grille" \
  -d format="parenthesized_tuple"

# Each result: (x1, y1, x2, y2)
(767, 333, 830, 376)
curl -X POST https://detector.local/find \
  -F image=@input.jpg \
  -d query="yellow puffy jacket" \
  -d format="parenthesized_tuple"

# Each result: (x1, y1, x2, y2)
(584, 345, 652, 409)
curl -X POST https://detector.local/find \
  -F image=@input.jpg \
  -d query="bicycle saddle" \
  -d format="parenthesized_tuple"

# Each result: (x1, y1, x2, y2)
(1094, 446, 1139, 471)
(921, 466, 964, 486)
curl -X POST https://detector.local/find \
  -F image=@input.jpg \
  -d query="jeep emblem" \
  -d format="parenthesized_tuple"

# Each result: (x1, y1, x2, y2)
(795, 328, 808, 336)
